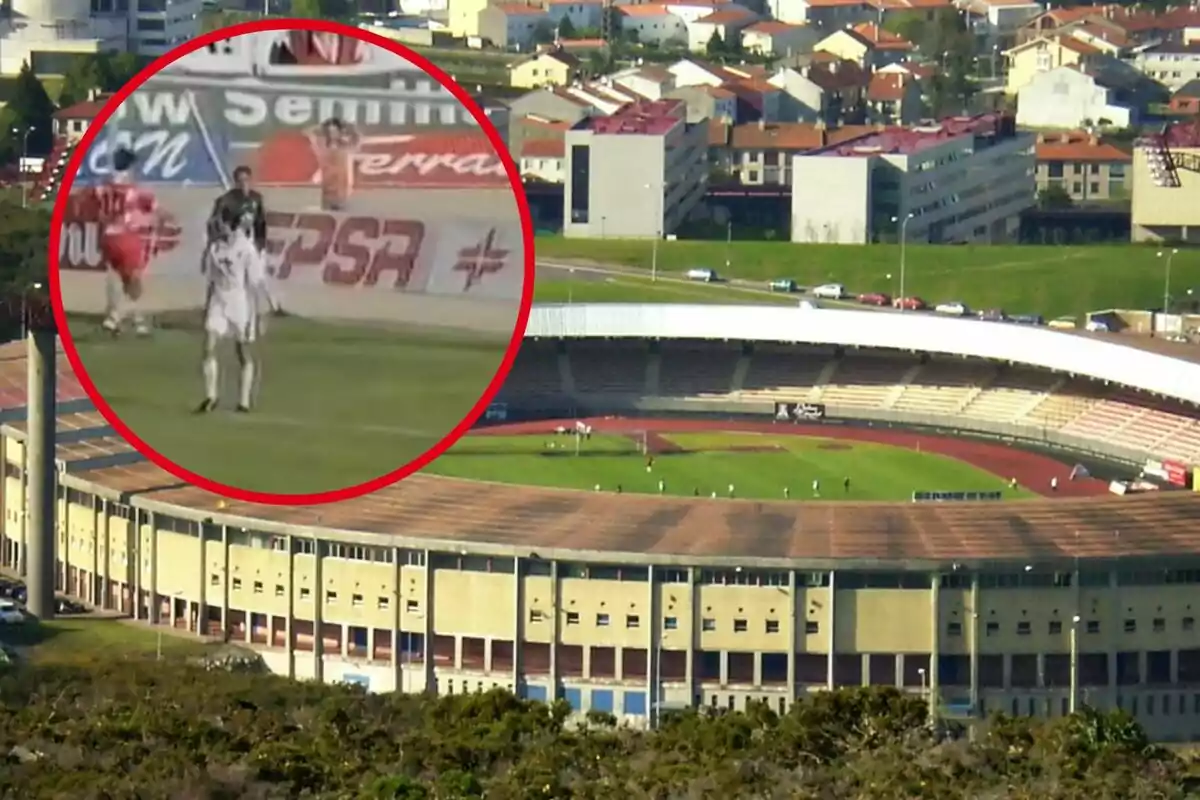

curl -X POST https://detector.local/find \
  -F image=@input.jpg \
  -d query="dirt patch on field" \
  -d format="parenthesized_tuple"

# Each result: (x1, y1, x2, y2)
(631, 433, 783, 456)
(817, 443, 852, 451)
(484, 417, 1111, 498)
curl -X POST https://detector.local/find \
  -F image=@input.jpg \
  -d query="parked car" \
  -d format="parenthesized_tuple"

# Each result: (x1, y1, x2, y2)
(893, 296, 927, 311)
(798, 299, 821, 310)
(768, 278, 799, 293)
(812, 283, 847, 300)
(1086, 319, 1112, 333)
(857, 292, 891, 306)
(685, 268, 718, 283)
(978, 308, 1007, 322)
(934, 301, 970, 317)
(0, 600, 26, 624)
(1049, 316, 1078, 330)
(1010, 314, 1044, 326)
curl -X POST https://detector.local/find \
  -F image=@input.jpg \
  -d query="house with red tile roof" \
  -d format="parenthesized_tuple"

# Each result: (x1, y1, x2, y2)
(740, 20, 818, 58)
(687, 4, 759, 50)
(478, 3, 553, 50)
(1003, 33, 1111, 94)
(865, 71, 923, 125)
(1033, 130, 1131, 202)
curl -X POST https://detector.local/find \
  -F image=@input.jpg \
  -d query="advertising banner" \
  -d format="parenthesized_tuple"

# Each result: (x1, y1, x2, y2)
(1163, 459, 1190, 488)
(773, 401, 826, 422)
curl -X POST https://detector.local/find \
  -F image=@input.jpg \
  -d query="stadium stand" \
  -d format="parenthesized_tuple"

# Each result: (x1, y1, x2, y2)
(554, 343, 1200, 463)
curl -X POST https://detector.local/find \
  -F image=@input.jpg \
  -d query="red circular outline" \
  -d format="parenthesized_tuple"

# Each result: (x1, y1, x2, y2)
(48, 18, 535, 507)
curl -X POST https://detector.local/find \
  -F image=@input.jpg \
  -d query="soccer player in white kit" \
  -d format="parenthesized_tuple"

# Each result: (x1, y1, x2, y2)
(195, 207, 263, 414)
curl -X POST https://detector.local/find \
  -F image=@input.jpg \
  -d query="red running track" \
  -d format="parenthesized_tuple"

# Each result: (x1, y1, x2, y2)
(479, 417, 1112, 498)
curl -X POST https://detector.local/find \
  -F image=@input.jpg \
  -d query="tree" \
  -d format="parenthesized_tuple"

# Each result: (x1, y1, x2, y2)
(4, 62, 56, 158)
(1039, 184, 1074, 209)
(58, 53, 144, 109)
(556, 15, 577, 40)
(706, 30, 726, 57)
(289, 0, 352, 19)
(532, 20, 558, 46)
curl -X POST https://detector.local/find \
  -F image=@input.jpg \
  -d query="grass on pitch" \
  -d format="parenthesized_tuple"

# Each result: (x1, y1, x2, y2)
(70, 314, 510, 496)
(428, 431, 1036, 501)
(534, 238, 1200, 320)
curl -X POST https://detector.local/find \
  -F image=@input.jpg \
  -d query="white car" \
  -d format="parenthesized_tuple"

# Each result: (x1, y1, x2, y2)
(812, 283, 846, 300)
(934, 301, 969, 317)
(0, 600, 25, 624)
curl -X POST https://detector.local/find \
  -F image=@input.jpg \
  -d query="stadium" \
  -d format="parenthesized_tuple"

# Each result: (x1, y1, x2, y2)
(4, 304, 1200, 742)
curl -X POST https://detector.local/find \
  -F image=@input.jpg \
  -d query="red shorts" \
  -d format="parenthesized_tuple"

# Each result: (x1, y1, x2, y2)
(101, 231, 149, 281)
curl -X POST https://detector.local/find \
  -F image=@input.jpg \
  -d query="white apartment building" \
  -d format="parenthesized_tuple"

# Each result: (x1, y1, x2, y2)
(563, 99, 708, 239)
(0, 0, 202, 74)
(791, 113, 1036, 245)
(1131, 42, 1200, 92)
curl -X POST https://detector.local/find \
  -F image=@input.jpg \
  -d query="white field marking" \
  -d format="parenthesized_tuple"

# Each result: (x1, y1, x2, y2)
(219, 410, 438, 440)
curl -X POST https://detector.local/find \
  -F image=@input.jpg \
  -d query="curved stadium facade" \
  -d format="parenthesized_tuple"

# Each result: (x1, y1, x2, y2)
(4, 305, 1200, 740)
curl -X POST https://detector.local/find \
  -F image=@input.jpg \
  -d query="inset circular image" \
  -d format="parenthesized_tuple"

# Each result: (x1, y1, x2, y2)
(50, 20, 532, 503)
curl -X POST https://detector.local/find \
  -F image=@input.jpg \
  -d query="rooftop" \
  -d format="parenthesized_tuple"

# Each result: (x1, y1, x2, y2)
(493, 2, 547, 14)
(584, 99, 684, 135)
(1034, 131, 1131, 162)
(1164, 118, 1200, 148)
(811, 112, 1015, 157)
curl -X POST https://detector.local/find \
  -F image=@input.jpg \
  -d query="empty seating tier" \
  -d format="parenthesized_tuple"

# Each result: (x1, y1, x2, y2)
(892, 359, 998, 415)
(497, 345, 563, 399)
(658, 343, 740, 398)
(821, 356, 910, 408)
(569, 342, 649, 394)
(959, 368, 1062, 423)
(738, 345, 833, 401)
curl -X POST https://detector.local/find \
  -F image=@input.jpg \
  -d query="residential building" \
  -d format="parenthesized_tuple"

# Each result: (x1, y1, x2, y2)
(804, 55, 869, 124)
(612, 65, 677, 100)
(1015, 66, 1136, 130)
(520, 137, 567, 182)
(1131, 121, 1200, 243)
(1132, 42, 1200, 92)
(0, 0, 201, 74)
(956, 0, 1042, 39)
(1003, 34, 1105, 94)
(478, 4, 553, 50)
(865, 71, 922, 125)
(546, 0, 606, 31)
(687, 5, 760, 50)
(448, 0, 490, 38)
(813, 27, 874, 69)
(510, 86, 596, 123)
(710, 119, 875, 184)
(510, 48, 582, 89)
(1169, 80, 1200, 116)
(850, 22, 914, 68)
(1034, 130, 1131, 202)
(768, 66, 828, 122)
(511, 114, 575, 177)
(52, 97, 109, 144)
(667, 83, 740, 123)
(563, 99, 708, 238)
(619, 5, 689, 47)
(740, 21, 817, 57)
(791, 113, 1035, 244)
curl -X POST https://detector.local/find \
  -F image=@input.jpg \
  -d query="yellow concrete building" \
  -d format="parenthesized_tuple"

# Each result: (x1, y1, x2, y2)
(1003, 34, 1103, 95)
(812, 28, 874, 69)
(4, 338, 1200, 740)
(1131, 121, 1200, 243)
(448, 0, 492, 39)
(509, 48, 581, 89)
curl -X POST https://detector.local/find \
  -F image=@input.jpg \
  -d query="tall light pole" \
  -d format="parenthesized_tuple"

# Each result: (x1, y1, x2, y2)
(891, 213, 915, 305)
(1158, 248, 1179, 313)
(13, 126, 34, 208)
(645, 181, 661, 283)
(725, 220, 732, 271)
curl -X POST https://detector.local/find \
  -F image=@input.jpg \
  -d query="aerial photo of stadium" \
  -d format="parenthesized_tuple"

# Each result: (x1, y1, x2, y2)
(4, 303, 1200, 741)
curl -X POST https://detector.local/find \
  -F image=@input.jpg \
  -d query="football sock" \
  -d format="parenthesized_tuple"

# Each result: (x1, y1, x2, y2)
(239, 361, 255, 408)
(203, 357, 219, 402)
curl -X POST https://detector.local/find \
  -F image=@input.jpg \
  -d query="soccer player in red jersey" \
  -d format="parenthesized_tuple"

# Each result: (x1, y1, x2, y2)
(96, 147, 163, 336)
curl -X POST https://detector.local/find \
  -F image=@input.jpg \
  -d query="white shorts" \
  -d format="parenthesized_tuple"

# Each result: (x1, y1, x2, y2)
(205, 292, 256, 343)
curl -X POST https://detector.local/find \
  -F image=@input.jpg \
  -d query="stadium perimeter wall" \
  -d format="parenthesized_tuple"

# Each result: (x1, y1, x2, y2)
(525, 305, 1200, 404)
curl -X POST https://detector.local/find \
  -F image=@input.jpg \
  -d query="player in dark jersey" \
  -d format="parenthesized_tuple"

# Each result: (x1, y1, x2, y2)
(207, 165, 283, 316)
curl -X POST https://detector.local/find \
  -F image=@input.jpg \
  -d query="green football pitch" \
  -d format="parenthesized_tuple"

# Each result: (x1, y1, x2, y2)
(427, 431, 1037, 502)
(68, 314, 511, 496)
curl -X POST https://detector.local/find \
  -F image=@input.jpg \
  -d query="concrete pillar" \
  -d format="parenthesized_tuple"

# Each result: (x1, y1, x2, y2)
(148, 512, 159, 624)
(549, 560, 560, 699)
(313, 537, 324, 683)
(513, 557, 524, 693)
(969, 575, 980, 713)
(421, 549, 435, 693)
(860, 653, 870, 686)
(24, 329, 56, 620)
(929, 574, 940, 720)
(686, 566, 698, 705)
(647, 564, 659, 727)
(391, 547, 402, 690)
(786, 570, 797, 704)
(826, 570, 837, 691)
